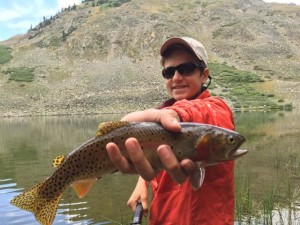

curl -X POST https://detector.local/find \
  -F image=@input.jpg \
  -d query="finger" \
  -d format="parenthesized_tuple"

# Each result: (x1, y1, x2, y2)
(180, 159, 196, 175)
(127, 196, 148, 216)
(125, 138, 156, 181)
(162, 118, 181, 132)
(106, 142, 136, 173)
(135, 196, 149, 217)
(141, 201, 149, 217)
(157, 145, 187, 184)
(159, 110, 181, 132)
(127, 196, 138, 211)
(140, 199, 148, 217)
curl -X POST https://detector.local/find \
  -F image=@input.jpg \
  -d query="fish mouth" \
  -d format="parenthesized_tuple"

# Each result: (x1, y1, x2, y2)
(227, 135, 247, 159)
(229, 149, 248, 159)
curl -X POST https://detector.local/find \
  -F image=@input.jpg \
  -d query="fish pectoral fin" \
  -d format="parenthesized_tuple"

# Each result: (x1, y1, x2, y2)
(195, 133, 212, 149)
(10, 182, 62, 225)
(96, 121, 129, 136)
(52, 155, 66, 168)
(189, 164, 205, 191)
(71, 178, 97, 198)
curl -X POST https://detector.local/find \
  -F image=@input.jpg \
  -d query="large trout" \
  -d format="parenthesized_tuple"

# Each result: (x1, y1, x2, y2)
(11, 121, 247, 225)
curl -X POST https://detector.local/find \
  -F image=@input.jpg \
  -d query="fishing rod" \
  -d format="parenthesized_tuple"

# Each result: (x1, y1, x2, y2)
(130, 202, 143, 225)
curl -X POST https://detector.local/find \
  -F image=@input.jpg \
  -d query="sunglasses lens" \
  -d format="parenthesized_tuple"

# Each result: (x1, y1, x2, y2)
(162, 67, 175, 79)
(162, 62, 198, 79)
(177, 63, 196, 75)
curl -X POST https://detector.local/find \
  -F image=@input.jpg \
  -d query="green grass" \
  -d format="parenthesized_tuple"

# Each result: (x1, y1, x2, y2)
(212, 28, 223, 39)
(98, 0, 131, 8)
(261, 187, 276, 224)
(221, 21, 240, 27)
(208, 62, 291, 111)
(235, 177, 298, 224)
(4, 67, 35, 82)
(235, 176, 253, 224)
(0, 45, 13, 64)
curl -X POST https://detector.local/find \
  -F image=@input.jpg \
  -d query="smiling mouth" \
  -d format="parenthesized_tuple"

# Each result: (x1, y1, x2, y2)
(173, 85, 188, 90)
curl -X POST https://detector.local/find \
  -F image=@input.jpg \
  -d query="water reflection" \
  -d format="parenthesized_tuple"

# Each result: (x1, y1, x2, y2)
(0, 111, 299, 224)
(0, 114, 137, 225)
(234, 110, 300, 224)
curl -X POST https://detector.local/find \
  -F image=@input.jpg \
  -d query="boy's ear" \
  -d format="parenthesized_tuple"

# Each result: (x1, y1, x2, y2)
(201, 68, 209, 83)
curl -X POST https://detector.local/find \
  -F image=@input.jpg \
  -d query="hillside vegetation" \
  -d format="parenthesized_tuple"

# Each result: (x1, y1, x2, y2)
(0, 0, 299, 116)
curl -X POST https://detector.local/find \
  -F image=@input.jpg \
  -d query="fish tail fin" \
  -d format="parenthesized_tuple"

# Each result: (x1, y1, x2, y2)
(10, 182, 63, 225)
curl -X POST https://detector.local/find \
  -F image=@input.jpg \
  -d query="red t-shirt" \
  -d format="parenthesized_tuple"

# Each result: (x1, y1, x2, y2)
(149, 90, 235, 225)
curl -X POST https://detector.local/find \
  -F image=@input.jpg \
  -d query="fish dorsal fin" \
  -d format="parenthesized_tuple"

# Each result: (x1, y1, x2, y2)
(52, 155, 66, 168)
(71, 178, 97, 198)
(96, 121, 129, 136)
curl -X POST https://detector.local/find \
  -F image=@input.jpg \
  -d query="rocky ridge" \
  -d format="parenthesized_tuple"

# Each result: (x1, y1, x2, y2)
(0, 0, 299, 116)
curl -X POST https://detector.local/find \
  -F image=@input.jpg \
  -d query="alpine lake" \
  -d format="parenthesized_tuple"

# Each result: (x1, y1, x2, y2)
(0, 110, 299, 225)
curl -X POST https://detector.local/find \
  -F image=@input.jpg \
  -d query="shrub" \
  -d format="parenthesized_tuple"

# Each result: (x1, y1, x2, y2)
(98, 0, 131, 8)
(208, 62, 283, 110)
(4, 67, 35, 82)
(0, 45, 13, 64)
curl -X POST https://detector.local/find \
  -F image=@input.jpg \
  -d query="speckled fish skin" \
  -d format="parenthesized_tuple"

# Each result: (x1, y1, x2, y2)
(10, 121, 246, 225)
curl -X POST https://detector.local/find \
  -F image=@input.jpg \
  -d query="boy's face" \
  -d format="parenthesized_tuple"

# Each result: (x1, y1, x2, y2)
(163, 50, 208, 101)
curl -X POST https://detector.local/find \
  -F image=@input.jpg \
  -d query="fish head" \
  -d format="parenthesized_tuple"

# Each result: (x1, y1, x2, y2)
(192, 124, 247, 163)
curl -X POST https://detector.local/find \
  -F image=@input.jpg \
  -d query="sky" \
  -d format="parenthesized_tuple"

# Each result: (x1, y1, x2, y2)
(0, 0, 299, 42)
(0, 0, 81, 41)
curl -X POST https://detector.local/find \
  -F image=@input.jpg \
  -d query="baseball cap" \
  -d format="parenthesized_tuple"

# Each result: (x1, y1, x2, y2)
(160, 37, 208, 66)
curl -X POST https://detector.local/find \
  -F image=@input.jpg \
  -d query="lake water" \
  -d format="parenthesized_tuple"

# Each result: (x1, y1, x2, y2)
(0, 110, 299, 225)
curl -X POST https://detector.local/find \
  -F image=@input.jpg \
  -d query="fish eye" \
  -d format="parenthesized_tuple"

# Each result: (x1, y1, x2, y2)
(226, 135, 235, 144)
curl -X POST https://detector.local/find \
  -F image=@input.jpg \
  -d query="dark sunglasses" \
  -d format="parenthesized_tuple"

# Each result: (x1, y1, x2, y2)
(162, 62, 203, 79)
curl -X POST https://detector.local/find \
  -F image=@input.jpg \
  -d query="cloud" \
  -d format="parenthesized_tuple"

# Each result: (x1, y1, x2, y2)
(0, 0, 83, 41)
(0, 2, 33, 22)
(6, 20, 33, 30)
(0, 9, 21, 22)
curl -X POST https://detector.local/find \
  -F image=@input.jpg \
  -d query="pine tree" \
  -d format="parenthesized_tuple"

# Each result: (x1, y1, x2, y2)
(62, 31, 67, 41)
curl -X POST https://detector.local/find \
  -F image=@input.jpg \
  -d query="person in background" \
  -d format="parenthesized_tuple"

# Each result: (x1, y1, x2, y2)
(106, 36, 235, 225)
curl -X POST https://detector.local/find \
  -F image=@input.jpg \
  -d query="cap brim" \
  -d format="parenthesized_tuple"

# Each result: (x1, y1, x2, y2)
(160, 37, 192, 56)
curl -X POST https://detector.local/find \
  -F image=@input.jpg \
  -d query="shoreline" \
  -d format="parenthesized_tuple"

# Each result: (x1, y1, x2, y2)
(0, 106, 296, 119)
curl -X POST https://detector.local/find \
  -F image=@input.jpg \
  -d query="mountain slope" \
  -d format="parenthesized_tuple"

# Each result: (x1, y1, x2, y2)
(0, 0, 299, 116)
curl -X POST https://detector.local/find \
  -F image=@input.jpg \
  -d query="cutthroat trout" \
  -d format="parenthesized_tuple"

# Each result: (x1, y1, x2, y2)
(11, 121, 246, 225)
